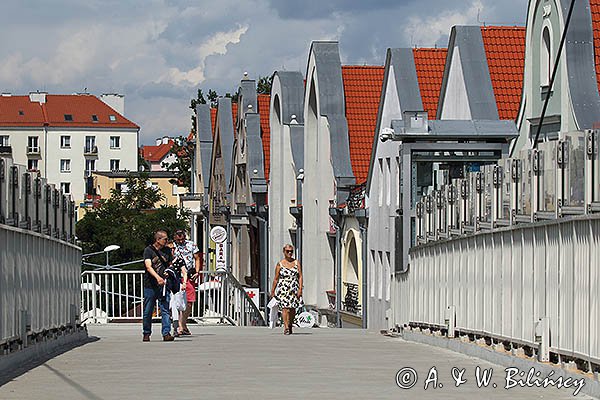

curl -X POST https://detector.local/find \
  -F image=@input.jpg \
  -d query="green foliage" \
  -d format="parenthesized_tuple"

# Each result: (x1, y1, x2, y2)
(76, 173, 189, 269)
(257, 75, 273, 94)
(190, 89, 220, 134)
(162, 136, 193, 190)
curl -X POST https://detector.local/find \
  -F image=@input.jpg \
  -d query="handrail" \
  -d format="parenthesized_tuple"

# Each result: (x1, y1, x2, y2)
(222, 270, 266, 326)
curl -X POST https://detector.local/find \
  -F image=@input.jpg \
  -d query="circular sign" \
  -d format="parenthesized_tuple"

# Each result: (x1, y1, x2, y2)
(296, 311, 316, 328)
(210, 226, 227, 243)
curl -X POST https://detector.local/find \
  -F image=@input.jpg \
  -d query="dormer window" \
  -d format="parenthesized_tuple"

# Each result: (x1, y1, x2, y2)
(92, 115, 98, 122)
(541, 26, 552, 87)
(64, 114, 73, 121)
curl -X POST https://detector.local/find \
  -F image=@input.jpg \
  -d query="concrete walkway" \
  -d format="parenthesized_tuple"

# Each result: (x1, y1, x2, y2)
(0, 324, 592, 399)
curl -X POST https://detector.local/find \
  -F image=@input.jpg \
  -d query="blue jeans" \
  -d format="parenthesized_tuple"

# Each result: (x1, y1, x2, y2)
(143, 286, 171, 336)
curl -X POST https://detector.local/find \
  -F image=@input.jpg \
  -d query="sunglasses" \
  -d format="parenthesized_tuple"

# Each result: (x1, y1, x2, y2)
(284, 249, 293, 253)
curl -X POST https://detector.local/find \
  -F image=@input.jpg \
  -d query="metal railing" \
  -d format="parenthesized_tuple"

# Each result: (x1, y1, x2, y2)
(1, 223, 81, 347)
(80, 270, 265, 326)
(395, 129, 600, 366)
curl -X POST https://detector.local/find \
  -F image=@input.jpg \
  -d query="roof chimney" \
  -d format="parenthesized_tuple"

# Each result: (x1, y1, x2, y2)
(162, 136, 169, 145)
(29, 91, 47, 104)
(1, 93, 11, 97)
(100, 93, 125, 116)
(156, 138, 162, 146)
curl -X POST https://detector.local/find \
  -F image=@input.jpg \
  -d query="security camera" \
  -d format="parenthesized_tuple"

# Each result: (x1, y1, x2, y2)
(379, 127, 395, 142)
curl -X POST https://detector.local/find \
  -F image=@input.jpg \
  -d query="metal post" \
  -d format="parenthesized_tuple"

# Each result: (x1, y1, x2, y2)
(360, 222, 368, 329)
(335, 219, 342, 328)
(257, 211, 269, 321)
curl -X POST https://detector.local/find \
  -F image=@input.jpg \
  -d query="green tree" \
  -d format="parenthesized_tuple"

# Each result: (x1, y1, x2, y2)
(257, 75, 273, 94)
(162, 136, 193, 190)
(76, 173, 189, 268)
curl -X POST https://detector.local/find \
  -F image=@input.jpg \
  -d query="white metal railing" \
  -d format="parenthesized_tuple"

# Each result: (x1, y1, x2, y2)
(396, 215, 600, 365)
(1, 223, 81, 345)
(80, 270, 265, 326)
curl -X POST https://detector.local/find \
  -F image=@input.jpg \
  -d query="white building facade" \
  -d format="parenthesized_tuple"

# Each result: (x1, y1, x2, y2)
(0, 92, 139, 210)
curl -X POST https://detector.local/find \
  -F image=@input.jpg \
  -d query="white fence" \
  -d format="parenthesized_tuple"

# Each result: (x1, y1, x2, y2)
(0, 224, 81, 345)
(81, 270, 265, 326)
(396, 215, 600, 363)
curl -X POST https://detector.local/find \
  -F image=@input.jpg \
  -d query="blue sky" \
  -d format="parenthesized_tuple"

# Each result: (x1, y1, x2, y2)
(0, 0, 527, 144)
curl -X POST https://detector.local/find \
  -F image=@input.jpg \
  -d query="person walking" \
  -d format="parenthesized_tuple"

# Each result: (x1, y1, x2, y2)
(172, 229, 202, 336)
(142, 230, 175, 342)
(270, 244, 303, 335)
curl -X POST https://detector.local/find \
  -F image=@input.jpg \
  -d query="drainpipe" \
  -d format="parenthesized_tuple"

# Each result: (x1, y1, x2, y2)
(329, 205, 343, 328)
(257, 205, 269, 318)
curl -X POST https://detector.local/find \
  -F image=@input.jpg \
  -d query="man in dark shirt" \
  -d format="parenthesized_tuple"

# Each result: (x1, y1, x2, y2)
(142, 230, 175, 342)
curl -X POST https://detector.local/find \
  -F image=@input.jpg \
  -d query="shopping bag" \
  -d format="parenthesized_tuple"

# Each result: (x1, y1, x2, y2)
(170, 290, 187, 312)
(267, 297, 279, 329)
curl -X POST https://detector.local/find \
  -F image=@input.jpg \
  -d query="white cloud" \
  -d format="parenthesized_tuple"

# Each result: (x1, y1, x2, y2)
(404, 1, 484, 47)
(162, 24, 249, 86)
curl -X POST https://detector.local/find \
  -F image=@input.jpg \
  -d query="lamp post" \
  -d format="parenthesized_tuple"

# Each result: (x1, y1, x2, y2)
(82, 244, 122, 270)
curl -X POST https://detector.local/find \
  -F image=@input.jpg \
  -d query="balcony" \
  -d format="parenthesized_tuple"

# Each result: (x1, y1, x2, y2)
(84, 145, 98, 156)
(0, 145, 11, 155)
(27, 146, 41, 156)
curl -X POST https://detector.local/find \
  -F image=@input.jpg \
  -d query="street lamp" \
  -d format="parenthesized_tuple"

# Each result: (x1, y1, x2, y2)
(82, 244, 121, 270)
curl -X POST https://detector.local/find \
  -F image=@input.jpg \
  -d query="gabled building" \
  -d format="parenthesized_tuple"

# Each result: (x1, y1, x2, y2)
(301, 41, 384, 318)
(514, 0, 600, 150)
(365, 47, 447, 329)
(0, 92, 139, 212)
(268, 71, 305, 287)
(229, 75, 270, 287)
(437, 25, 525, 121)
(140, 137, 176, 171)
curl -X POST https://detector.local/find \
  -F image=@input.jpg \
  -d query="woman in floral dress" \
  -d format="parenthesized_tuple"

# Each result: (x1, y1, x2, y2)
(270, 244, 303, 334)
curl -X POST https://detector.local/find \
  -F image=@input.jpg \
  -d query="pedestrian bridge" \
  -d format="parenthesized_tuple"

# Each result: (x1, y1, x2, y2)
(0, 324, 593, 399)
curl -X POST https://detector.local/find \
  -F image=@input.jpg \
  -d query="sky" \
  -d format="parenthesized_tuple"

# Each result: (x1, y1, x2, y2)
(0, 0, 528, 145)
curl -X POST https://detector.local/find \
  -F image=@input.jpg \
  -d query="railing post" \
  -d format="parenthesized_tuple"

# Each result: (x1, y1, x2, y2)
(445, 305, 455, 338)
(535, 317, 550, 362)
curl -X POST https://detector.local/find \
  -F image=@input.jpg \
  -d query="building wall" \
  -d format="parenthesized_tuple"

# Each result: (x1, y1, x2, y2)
(366, 65, 403, 330)
(92, 174, 184, 207)
(439, 47, 472, 120)
(268, 88, 299, 282)
(515, 0, 574, 151)
(302, 59, 336, 308)
(0, 127, 138, 205)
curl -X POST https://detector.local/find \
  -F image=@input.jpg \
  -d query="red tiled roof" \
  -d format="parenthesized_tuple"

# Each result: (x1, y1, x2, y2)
(413, 48, 447, 119)
(0, 94, 138, 129)
(210, 102, 237, 137)
(258, 94, 271, 180)
(591, 0, 600, 92)
(141, 140, 174, 162)
(341, 66, 385, 184)
(480, 26, 526, 120)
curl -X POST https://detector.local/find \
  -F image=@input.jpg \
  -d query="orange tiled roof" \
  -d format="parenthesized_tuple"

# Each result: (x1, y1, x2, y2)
(480, 26, 526, 120)
(342, 65, 385, 184)
(210, 102, 237, 137)
(591, 0, 600, 92)
(413, 48, 447, 119)
(141, 140, 174, 162)
(0, 94, 138, 129)
(258, 94, 271, 180)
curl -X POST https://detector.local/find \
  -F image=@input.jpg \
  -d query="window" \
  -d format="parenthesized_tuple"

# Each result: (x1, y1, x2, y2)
(85, 159, 96, 176)
(60, 159, 71, 172)
(377, 251, 383, 300)
(60, 182, 71, 194)
(109, 115, 116, 122)
(64, 114, 73, 121)
(370, 250, 376, 295)
(27, 136, 39, 153)
(110, 159, 120, 171)
(60, 135, 71, 149)
(0, 136, 8, 146)
(110, 136, 121, 149)
(85, 136, 96, 153)
(172, 183, 179, 196)
(396, 157, 401, 208)
(385, 252, 391, 301)
(541, 26, 552, 87)
(91, 114, 98, 122)
(28, 159, 38, 171)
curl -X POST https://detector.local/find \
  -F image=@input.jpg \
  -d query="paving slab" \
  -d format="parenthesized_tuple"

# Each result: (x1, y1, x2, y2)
(0, 324, 593, 399)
